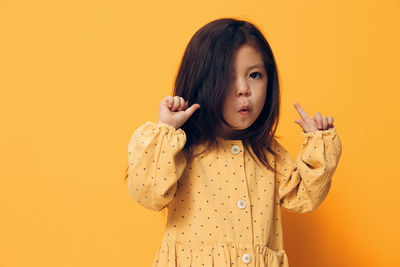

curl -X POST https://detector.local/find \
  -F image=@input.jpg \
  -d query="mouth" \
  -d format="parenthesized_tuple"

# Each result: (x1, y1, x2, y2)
(239, 109, 250, 115)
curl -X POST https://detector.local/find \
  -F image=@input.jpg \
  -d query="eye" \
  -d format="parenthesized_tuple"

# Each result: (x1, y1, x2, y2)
(249, 72, 262, 79)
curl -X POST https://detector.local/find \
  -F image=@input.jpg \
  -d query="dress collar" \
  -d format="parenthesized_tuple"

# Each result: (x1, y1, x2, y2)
(215, 136, 243, 144)
(214, 136, 244, 152)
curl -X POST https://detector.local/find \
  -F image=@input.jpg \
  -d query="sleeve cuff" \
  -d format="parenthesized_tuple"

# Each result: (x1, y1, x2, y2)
(301, 126, 337, 139)
(144, 121, 185, 135)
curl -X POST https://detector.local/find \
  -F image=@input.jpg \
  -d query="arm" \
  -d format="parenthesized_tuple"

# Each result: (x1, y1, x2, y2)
(273, 126, 342, 214)
(127, 121, 187, 211)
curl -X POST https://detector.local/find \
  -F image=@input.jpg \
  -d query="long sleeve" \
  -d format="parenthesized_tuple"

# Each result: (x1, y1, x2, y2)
(273, 126, 342, 214)
(127, 121, 187, 212)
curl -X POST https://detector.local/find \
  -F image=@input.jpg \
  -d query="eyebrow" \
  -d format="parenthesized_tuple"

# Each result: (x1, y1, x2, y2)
(247, 63, 265, 70)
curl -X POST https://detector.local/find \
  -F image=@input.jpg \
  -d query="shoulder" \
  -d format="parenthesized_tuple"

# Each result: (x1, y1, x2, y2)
(267, 137, 291, 164)
(269, 137, 287, 154)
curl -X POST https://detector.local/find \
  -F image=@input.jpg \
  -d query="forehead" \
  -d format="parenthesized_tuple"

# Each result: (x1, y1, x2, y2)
(231, 45, 264, 69)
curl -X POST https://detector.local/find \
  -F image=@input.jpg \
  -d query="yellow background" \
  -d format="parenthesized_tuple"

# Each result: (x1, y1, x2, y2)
(1, 0, 399, 266)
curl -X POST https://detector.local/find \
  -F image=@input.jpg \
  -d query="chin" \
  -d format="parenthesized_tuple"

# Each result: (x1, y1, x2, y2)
(233, 123, 252, 131)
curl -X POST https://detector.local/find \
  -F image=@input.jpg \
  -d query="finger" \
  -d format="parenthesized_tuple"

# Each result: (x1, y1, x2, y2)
(294, 118, 310, 133)
(164, 95, 174, 108)
(313, 112, 323, 129)
(184, 103, 201, 117)
(294, 102, 311, 122)
(178, 97, 185, 111)
(183, 100, 189, 110)
(328, 116, 334, 127)
(172, 96, 180, 111)
(322, 116, 328, 129)
(176, 97, 182, 111)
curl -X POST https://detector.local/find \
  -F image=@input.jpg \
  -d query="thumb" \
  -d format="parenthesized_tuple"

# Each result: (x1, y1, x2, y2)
(294, 119, 308, 133)
(184, 103, 201, 118)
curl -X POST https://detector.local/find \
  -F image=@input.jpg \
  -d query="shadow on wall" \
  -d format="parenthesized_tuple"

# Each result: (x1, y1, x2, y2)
(281, 209, 374, 267)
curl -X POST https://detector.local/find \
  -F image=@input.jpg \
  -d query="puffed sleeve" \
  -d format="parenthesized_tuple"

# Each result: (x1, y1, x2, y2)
(127, 121, 187, 212)
(273, 126, 342, 214)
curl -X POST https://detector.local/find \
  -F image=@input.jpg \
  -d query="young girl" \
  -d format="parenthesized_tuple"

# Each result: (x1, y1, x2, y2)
(125, 18, 342, 267)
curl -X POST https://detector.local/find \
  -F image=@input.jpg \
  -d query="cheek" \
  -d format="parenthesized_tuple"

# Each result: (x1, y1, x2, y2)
(222, 96, 235, 114)
(222, 102, 232, 120)
(254, 92, 266, 112)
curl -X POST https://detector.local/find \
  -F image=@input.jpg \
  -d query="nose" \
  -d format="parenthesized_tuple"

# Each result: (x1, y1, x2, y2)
(237, 86, 251, 97)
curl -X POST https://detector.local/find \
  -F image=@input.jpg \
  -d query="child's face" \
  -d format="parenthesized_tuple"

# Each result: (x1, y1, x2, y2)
(217, 44, 268, 139)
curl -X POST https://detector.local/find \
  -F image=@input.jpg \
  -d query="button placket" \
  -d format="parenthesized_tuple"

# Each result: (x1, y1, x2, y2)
(231, 144, 247, 211)
(229, 142, 253, 248)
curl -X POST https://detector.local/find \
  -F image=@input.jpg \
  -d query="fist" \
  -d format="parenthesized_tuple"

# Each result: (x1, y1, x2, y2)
(158, 95, 201, 129)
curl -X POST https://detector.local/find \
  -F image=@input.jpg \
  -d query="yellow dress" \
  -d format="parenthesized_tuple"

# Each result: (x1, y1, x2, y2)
(127, 121, 342, 267)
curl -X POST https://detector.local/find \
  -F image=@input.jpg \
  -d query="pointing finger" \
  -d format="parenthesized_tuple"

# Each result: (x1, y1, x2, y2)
(294, 102, 311, 121)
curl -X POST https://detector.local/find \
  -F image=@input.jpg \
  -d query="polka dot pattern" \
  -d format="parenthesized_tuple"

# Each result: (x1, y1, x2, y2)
(127, 121, 342, 267)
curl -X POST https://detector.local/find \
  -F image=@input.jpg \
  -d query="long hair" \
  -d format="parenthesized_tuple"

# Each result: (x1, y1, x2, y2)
(124, 17, 283, 219)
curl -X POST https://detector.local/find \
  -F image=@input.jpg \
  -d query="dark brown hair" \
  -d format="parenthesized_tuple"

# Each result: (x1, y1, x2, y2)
(173, 18, 282, 170)
(124, 17, 283, 217)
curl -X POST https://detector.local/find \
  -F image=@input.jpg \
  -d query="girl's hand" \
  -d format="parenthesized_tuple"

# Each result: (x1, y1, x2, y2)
(293, 102, 334, 133)
(158, 95, 201, 129)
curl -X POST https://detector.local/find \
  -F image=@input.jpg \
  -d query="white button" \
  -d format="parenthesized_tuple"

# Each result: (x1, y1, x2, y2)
(242, 253, 251, 264)
(231, 145, 241, 154)
(237, 199, 247, 209)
